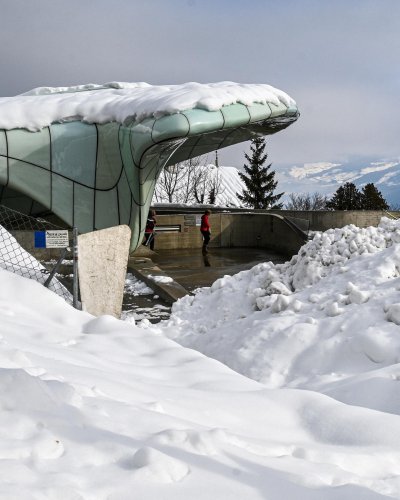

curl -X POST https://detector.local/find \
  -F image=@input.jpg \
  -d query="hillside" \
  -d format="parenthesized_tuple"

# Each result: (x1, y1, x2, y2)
(153, 164, 246, 207)
(154, 158, 399, 209)
(277, 158, 400, 206)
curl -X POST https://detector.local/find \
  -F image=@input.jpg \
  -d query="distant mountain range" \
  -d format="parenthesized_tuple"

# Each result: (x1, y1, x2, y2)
(154, 159, 399, 208)
(276, 159, 400, 206)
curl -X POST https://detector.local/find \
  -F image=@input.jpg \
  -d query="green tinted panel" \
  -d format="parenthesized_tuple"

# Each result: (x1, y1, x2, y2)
(188, 132, 226, 157)
(221, 104, 250, 129)
(152, 114, 189, 143)
(120, 126, 141, 200)
(8, 159, 51, 208)
(247, 103, 272, 123)
(129, 198, 144, 251)
(0, 157, 7, 184)
(219, 129, 255, 149)
(140, 176, 157, 207)
(51, 122, 97, 186)
(0, 130, 7, 156)
(31, 200, 48, 216)
(183, 109, 224, 135)
(95, 188, 119, 229)
(139, 149, 159, 182)
(129, 118, 155, 165)
(7, 127, 50, 169)
(96, 123, 123, 189)
(119, 128, 140, 204)
(286, 105, 298, 117)
(165, 138, 196, 166)
(74, 184, 94, 233)
(119, 127, 134, 184)
(51, 174, 73, 226)
(117, 172, 132, 225)
(268, 101, 288, 118)
(0, 189, 33, 213)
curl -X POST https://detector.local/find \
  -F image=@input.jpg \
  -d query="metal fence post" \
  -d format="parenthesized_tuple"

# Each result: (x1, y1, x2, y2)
(72, 227, 79, 309)
(44, 247, 67, 288)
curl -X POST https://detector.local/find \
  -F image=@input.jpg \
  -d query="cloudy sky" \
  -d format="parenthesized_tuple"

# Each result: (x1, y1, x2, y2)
(1, 0, 399, 171)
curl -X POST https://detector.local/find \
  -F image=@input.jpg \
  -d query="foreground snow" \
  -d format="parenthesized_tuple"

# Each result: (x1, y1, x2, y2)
(2, 218, 400, 497)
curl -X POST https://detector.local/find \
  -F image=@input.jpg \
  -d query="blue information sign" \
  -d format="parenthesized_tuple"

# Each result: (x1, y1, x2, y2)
(34, 231, 46, 248)
(34, 230, 69, 248)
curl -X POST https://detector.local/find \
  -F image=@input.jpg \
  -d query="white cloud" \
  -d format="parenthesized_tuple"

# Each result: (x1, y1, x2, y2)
(361, 162, 399, 175)
(289, 162, 341, 179)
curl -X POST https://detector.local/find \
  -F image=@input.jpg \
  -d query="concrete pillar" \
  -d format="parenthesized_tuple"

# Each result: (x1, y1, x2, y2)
(78, 225, 131, 318)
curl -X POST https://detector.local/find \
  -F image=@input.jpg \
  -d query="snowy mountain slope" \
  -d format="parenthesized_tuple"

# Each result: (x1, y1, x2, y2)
(213, 165, 246, 206)
(276, 158, 400, 205)
(154, 164, 246, 207)
(154, 158, 399, 208)
(163, 218, 400, 416)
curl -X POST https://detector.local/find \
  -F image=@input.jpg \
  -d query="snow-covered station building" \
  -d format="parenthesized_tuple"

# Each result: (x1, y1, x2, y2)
(0, 82, 299, 251)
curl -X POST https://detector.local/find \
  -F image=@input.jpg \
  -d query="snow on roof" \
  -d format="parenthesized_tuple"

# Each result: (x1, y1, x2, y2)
(0, 81, 296, 132)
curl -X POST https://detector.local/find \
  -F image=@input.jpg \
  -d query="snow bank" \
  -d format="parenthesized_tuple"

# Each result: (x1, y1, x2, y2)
(0, 81, 296, 131)
(163, 217, 400, 414)
(2, 263, 400, 497)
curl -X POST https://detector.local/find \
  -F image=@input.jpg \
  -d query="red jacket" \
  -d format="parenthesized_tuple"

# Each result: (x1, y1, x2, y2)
(200, 214, 210, 232)
(145, 216, 156, 233)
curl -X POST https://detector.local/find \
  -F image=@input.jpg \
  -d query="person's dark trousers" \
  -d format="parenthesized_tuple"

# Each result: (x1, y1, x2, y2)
(201, 230, 210, 254)
(144, 232, 155, 250)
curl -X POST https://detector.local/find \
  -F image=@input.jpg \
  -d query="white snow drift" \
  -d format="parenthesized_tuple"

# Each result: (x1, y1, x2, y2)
(1, 217, 400, 498)
(163, 218, 400, 416)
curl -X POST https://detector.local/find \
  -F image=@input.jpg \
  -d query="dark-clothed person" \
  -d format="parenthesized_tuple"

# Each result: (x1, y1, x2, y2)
(200, 209, 211, 254)
(144, 210, 157, 250)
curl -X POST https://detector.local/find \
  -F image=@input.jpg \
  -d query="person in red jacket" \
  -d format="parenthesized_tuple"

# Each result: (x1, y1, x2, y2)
(200, 209, 211, 254)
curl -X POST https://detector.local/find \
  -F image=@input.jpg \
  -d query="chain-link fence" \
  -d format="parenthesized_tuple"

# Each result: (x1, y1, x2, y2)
(0, 205, 73, 303)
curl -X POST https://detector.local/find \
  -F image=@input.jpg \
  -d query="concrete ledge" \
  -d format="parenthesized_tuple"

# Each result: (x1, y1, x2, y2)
(128, 257, 189, 305)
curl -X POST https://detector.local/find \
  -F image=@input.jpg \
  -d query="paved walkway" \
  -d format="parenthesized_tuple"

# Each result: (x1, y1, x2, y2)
(128, 246, 287, 306)
(152, 247, 287, 292)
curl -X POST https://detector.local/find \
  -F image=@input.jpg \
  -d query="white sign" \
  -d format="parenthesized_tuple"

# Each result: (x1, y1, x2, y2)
(196, 216, 202, 226)
(45, 230, 69, 248)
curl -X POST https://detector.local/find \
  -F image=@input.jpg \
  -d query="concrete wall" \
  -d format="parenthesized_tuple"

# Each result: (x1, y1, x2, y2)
(269, 210, 399, 231)
(154, 213, 305, 256)
(8, 211, 398, 260)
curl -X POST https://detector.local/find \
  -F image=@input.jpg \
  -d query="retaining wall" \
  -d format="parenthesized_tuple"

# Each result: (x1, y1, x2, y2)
(154, 213, 305, 256)
(8, 210, 398, 260)
(269, 210, 399, 231)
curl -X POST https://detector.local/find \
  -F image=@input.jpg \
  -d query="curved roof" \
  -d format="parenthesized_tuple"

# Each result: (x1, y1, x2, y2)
(0, 82, 299, 251)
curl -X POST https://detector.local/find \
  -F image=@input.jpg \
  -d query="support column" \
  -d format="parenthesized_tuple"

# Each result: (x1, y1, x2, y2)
(78, 225, 131, 318)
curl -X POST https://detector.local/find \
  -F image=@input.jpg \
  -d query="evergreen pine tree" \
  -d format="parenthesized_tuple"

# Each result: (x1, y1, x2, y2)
(360, 183, 389, 210)
(326, 182, 362, 210)
(237, 137, 283, 209)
